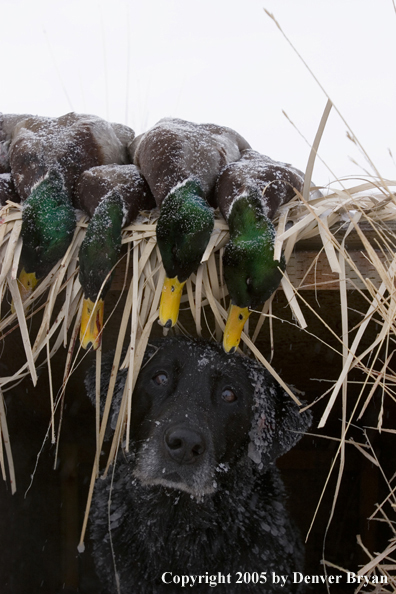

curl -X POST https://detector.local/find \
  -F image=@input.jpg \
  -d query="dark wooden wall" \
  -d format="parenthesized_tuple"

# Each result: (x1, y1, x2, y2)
(0, 287, 393, 594)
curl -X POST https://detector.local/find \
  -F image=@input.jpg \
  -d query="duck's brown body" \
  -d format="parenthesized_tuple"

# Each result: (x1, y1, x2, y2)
(131, 117, 251, 205)
(215, 149, 305, 220)
(1, 112, 135, 200)
(75, 163, 155, 224)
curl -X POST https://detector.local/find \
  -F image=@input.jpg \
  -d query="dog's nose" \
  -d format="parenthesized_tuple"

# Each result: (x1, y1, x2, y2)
(165, 427, 206, 464)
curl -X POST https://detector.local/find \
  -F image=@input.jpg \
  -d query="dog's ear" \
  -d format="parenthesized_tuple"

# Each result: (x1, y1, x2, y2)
(84, 344, 158, 439)
(244, 360, 312, 470)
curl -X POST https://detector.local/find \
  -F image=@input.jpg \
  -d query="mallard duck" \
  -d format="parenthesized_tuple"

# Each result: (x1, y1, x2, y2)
(3, 112, 135, 300)
(17, 168, 76, 300)
(131, 117, 250, 327)
(75, 164, 155, 350)
(214, 149, 305, 353)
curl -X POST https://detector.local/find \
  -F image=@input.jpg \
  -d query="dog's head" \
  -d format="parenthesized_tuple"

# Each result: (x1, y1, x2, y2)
(86, 337, 311, 497)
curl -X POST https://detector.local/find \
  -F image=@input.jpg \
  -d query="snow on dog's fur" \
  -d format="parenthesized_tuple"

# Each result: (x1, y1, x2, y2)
(86, 337, 311, 593)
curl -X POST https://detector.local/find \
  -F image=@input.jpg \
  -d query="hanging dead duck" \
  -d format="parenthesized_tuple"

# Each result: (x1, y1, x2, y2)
(214, 149, 305, 353)
(131, 117, 250, 328)
(74, 163, 155, 350)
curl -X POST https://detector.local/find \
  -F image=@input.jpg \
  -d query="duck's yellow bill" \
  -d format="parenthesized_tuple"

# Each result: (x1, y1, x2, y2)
(159, 276, 186, 328)
(223, 304, 251, 354)
(12, 269, 39, 312)
(80, 297, 104, 350)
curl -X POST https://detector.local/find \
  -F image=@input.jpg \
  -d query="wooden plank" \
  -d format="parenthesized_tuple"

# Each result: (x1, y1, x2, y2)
(111, 248, 387, 292)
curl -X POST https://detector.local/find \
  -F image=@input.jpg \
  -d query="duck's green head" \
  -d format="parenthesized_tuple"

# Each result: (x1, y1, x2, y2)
(223, 190, 285, 353)
(79, 191, 124, 350)
(157, 179, 214, 328)
(18, 168, 76, 300)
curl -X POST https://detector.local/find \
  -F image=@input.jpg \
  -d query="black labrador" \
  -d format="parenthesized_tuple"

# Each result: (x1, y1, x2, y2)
(86, 337, 311, 593)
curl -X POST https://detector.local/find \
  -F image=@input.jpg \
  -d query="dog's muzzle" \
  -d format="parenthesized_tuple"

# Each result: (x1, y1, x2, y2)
(134, 421, 216, 497)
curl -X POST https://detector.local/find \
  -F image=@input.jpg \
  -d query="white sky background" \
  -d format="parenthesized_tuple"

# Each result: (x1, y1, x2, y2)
(1, 0, 395, 186)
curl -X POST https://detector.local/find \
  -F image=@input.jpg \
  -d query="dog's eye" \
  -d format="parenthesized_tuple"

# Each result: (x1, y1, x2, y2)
(153, 372, 168, 386)
(222, 388, 237, 403)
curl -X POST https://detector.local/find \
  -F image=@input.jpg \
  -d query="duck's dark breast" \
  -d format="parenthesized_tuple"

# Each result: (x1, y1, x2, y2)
(8, 115, 102, 199)
(133, 124, 196, 205)
(54, 123, 103, 193)
(8, 113, 135, 200)
(215, 150, 305, 220)
(75, 163, 155, 223)
(9, 134, 48, 200)
(132, 118, 251, 206)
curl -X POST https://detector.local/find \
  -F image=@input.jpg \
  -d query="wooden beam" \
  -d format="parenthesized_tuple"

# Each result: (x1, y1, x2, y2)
(111, 249, 388, 293)
(110, 221, 394, 292)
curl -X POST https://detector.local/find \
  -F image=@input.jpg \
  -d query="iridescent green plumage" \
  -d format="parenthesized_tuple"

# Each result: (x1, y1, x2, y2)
(20, 168, 76, 278)
(78, 191, 124, 301)
(78, 191, 124, 350)
(224, 191, 285, 310)
(156, 179, 214, 283)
